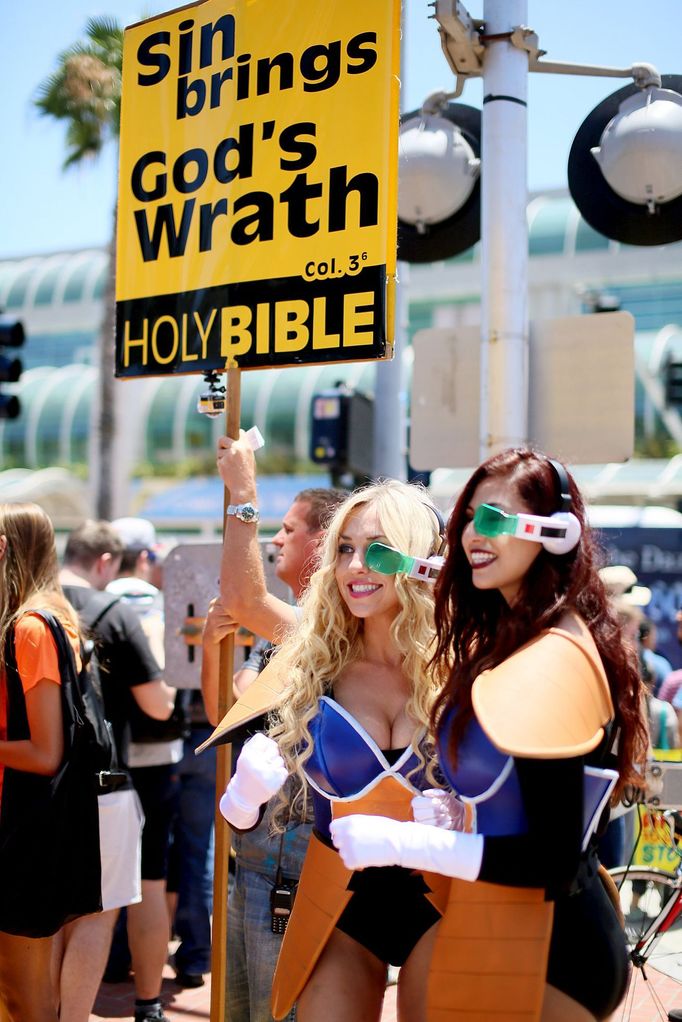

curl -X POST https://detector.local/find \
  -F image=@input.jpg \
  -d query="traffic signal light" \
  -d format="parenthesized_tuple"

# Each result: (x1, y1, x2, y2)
(0, 318, 24, 419)
(310, 385, 374, 484)
(310, 389, 349, 466)
(664, 358, 682, 408)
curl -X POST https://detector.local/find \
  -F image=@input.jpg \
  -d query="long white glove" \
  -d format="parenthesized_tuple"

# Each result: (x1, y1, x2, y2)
(219, 733, 289, 830)
(330, 814, 484, 882)
(411, 788, 467, 831)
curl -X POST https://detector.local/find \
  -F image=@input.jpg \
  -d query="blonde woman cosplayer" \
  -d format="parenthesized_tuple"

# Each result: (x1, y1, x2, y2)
(218, 480, 450, 1022)
(270, 479, 441, 819)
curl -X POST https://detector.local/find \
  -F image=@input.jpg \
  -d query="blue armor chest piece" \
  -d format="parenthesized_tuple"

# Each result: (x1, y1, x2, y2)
(437, 711, 529, 836)
(437, 710, 617, 846)
(302, 696, 424, 801)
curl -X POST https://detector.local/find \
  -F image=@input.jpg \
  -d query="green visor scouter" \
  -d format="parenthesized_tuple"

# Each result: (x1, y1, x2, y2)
(473, 503, 520, 537)
(473, 503, 571, 545)
(365, 542, 443, 583)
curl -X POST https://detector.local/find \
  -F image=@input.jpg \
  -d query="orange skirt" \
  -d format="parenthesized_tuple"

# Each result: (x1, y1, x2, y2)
(427, 878, 554, 1022)
(271, 776, 450, 1020)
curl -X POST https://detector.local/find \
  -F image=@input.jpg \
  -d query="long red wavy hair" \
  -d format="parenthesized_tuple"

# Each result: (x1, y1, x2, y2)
(431, 448, 648, 794)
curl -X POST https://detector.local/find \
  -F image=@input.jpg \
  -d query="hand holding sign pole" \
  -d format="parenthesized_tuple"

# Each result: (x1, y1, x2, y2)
(212, 370, 265, 1021)
(211, 362, 241, 1022)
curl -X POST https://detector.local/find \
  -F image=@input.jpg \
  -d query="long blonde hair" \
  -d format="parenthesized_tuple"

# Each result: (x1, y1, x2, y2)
(0, 502, 79, 659)
(269, 480, 444, 827)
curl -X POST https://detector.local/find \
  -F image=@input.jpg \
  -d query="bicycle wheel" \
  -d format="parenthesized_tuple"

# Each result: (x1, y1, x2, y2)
(609, 866, 682, 959)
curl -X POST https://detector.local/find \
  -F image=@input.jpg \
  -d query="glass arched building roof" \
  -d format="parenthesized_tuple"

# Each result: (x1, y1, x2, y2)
(0, 359, 380, 470)
(0, 249, 108, 312)
(2, 191, 682, 475)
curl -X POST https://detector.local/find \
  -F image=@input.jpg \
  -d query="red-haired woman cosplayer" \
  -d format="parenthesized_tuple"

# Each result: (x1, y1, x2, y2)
(333, 449, 648, 1022)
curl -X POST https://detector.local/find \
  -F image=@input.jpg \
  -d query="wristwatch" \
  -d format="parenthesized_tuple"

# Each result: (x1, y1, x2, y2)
(226, 502, 260, 524)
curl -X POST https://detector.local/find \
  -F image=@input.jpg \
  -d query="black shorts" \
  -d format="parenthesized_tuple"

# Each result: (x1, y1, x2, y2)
(129, 763, 180, 881)
(336, 865, 441, 966)
(548, 870, 629, 1019)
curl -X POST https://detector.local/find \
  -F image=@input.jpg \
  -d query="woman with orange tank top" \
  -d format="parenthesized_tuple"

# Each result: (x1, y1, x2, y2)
(0, 502, 94, 1022)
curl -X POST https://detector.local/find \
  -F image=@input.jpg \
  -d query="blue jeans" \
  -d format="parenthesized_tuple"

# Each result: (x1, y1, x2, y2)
(171, 729, 216, 975)
(227, 863, 296, 1022)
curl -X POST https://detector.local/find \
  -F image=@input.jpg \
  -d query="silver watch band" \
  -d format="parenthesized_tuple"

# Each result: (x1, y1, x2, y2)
(226, 502, 259, 524)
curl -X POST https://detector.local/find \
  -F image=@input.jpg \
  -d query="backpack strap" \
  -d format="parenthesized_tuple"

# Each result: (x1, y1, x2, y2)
(75, 596, 121, 671)
(29, 610, 77, 674)
(81, 596, 121, 633)
(3, 627, 29, 742)
(7, 610, 82, 759)
(24, 610, 126, 788)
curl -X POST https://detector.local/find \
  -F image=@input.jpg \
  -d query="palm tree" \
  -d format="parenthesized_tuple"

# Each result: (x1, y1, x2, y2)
(35, 17, 123, 519)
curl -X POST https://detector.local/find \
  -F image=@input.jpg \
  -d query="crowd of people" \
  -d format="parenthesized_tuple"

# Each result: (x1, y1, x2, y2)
(2, 436, 677, 1021)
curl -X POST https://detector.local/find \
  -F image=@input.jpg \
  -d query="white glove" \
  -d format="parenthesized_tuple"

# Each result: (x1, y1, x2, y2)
(219, 733, 289, 830)
(330, 814, 483, 882)
(411, 788, 467, 831)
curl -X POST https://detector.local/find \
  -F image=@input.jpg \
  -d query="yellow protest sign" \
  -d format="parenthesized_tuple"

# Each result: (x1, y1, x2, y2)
(115, 0, 400, 378)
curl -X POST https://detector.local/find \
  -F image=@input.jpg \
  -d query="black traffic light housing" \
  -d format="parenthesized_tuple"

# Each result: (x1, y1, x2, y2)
(664, 358, 682, 408)
(0, 317, 25, 419)
(310, 389, 348, 466)
(310, 385, 374, 486)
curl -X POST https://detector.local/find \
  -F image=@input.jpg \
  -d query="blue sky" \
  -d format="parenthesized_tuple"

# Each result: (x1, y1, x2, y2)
(1, 1, 680, 258)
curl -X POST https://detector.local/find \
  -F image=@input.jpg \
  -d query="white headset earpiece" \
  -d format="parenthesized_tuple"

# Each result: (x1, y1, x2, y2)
(542, 460, 581, 555)
(540, 510, 581, 555)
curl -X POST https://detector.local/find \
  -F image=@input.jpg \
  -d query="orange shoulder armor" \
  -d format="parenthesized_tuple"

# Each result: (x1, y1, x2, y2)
(195, 656, 286, 753)
(472, 623, 614, 759)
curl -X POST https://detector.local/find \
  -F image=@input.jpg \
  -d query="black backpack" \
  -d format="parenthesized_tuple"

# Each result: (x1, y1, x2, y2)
(76, 596, 129, 791)
(0, 611, 104, 936)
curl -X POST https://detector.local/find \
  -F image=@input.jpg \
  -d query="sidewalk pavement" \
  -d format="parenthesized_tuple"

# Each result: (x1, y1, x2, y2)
(90, 962, 398, 1021)
(89, 962, 680, 1022)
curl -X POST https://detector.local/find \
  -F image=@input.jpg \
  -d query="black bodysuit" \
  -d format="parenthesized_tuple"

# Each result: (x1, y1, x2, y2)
(333, 748, 440, 964)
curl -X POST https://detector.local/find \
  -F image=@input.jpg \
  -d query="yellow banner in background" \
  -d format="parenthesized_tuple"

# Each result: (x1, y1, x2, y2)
(115, 0, 400, 377)
(648, 749, 682, 762)
(632, 805, 682, 873)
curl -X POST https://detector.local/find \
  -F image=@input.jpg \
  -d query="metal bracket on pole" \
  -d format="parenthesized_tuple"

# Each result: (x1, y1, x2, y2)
(432, 5, 661, 92)
(431, 0, 485, 79)
(508, 26, 545, 64)
(507, 28, 661, 89)
(421, 89, 462, 114)
(529, 54, 661, 87)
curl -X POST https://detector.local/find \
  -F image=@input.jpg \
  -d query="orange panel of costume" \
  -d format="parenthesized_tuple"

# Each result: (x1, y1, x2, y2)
(428, 622, 628, 1021)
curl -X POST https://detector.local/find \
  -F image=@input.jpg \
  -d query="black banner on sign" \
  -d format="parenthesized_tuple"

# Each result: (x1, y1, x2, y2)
(115, 264, 388, 378)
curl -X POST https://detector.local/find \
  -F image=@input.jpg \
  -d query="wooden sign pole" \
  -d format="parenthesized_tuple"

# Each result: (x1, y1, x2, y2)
(210, 365, 241, 1022)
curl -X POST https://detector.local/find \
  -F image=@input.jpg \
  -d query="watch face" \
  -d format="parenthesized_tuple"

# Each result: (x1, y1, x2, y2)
(228, 503, 259, 523)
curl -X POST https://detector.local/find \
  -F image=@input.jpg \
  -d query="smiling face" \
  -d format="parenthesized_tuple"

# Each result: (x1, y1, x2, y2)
(462, 474, 543, 605)
(334, 504, 400, 625)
